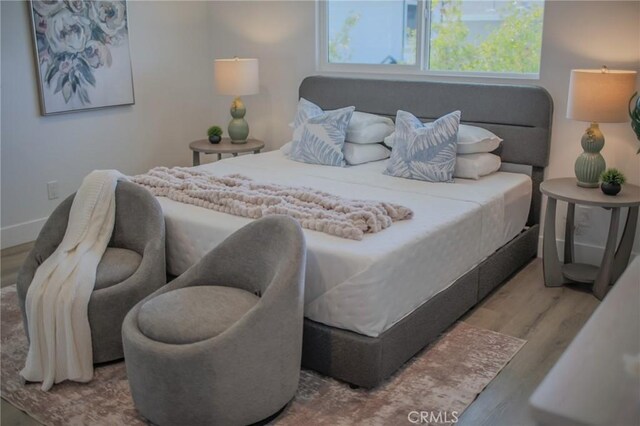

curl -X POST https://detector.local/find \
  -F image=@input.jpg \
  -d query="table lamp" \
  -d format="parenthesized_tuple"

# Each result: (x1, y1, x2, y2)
(214, 58, 259, 144)
(566, 67, 637, 187)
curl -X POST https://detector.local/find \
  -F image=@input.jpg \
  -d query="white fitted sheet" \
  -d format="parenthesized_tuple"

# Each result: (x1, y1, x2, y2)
(158, 151, 531, 337)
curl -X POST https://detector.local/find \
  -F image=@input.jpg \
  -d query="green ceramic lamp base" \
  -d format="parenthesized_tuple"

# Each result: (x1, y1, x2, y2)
(575, 122, 606, 188)
(228, 96, 249, 144)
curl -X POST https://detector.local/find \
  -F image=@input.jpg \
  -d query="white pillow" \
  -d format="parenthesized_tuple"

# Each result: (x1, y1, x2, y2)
(283, 140, 390, 165)
(343, 142, 390, 165)
(384, 124, 502, 154)
(346, 112, 395, 144)
(346, 122, 395, 144)
(456, 125, 502, 154)
(290, 106, 390, 127)
(280, 141, 292, 156)
(454, 153, 501, 180)
(348, 111, 394, 128)
(383, 132, 396, 147)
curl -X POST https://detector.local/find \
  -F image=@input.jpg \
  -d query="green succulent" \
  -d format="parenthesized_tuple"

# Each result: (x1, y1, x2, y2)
(600, 168, 626, 185)
(630, 92, 640, 154)
(207, 126, 223, 137)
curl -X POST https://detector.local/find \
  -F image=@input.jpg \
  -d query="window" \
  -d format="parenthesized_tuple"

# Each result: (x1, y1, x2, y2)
(320, 0, 545, 78)
(327, 0, 418, 65)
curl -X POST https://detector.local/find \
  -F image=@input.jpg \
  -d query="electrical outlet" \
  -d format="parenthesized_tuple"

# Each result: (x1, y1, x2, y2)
(47, 181, 59, 200)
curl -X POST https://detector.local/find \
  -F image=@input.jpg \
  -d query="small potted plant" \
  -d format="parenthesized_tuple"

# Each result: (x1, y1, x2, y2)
(600, 168, 626, 196)
(207, 126, 223, 144)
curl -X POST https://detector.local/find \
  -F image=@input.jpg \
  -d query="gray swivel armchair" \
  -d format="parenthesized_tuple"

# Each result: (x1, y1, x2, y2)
(122, 216, 306, 426)
(17, 181, 166, 363)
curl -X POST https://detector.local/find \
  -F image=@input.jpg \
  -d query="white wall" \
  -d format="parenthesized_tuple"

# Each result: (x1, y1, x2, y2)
(538, 0, 640, 262)
(208, 0, 316, 153)
(207, 0, 640, 262)
(1, 1, 213, 248)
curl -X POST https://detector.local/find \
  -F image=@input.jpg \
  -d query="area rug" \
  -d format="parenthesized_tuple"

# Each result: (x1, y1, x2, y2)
(1, 285, 525, 425)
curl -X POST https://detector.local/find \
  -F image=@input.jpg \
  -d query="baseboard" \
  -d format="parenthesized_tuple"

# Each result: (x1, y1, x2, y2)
(537, 235, 639, 265)
(1, 217, 47, 249)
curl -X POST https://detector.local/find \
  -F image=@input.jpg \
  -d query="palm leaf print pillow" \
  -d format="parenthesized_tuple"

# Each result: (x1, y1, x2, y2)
(385, 110, 461, 182)
(289, 98, 355, 167)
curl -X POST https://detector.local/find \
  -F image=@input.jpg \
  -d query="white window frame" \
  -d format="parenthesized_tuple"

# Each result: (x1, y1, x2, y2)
(317, 0, 541, 80)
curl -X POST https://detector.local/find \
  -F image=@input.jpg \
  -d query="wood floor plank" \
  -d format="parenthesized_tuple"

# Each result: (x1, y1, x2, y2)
(460, 259, 599, 425)
(1, 242, 33, 289)
(1, 399, 41, 426)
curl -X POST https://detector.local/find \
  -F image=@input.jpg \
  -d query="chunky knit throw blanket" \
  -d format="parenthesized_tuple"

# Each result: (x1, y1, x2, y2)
(131, 167, 413, 240)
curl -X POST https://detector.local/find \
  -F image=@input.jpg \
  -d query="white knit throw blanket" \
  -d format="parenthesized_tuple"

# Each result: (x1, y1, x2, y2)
(131, 167, 413, 240)
(21, 170, 124, 391)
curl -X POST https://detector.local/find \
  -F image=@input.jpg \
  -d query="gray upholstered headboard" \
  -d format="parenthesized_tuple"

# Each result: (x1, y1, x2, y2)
(299, 76, 553, 225)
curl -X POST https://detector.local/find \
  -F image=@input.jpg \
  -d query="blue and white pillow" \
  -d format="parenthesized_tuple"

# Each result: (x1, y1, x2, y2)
(289, 100, 355, 167)
(292, 98, 324, 128)
(384, 110, 461, 182)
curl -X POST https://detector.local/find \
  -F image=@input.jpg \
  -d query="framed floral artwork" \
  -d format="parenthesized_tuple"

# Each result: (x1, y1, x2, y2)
(30, 0, 135, 115)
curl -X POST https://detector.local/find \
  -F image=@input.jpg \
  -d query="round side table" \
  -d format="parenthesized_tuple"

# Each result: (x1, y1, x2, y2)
(189, 138, 265, 166)
(541, 177, 640, 300)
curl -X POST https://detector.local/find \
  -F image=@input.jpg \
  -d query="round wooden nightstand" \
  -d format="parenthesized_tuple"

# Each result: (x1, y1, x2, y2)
(541, 177, 640, 299)
(189, 138, 265, 166)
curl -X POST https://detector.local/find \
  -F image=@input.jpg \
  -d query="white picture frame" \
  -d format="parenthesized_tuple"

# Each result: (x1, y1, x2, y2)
(29, 0, 135, 115)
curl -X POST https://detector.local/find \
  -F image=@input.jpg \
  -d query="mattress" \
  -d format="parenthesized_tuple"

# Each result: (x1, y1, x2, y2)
(158, 151, 531, 337)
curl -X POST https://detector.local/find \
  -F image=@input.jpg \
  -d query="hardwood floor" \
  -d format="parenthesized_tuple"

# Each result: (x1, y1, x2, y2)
(1, 243, 40, 425)
(459, 260, 599, 425)
(0, 245, 599, 426)
(1, 243, 33, 289)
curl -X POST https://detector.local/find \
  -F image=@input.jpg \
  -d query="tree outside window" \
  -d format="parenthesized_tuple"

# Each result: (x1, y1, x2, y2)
(326, 0, 544, 76)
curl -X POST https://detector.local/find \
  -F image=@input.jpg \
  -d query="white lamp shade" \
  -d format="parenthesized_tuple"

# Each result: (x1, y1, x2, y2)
(567, 68, 637, 123)
(214, 58, 259, 97)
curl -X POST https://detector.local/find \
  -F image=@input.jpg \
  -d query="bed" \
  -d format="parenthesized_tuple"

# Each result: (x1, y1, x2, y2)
(162, 76, 553, 387)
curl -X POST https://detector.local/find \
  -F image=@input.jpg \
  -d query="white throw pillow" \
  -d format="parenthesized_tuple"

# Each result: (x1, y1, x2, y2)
(349, 111, 394, 128)
(454, 153, 502, 180)
(343, 142, 391, 165)
(345, 111, 395, 144)
(384, 124, 502, 154)
(456, 125, 502, 154)
(346, 122, 395, 144)
(280, 141, 292, 156)
(383, 132, 396, 147)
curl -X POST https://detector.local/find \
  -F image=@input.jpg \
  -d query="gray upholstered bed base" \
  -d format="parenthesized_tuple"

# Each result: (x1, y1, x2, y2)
(301, 225, 538, 388)
(297, 76, 553, 388)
